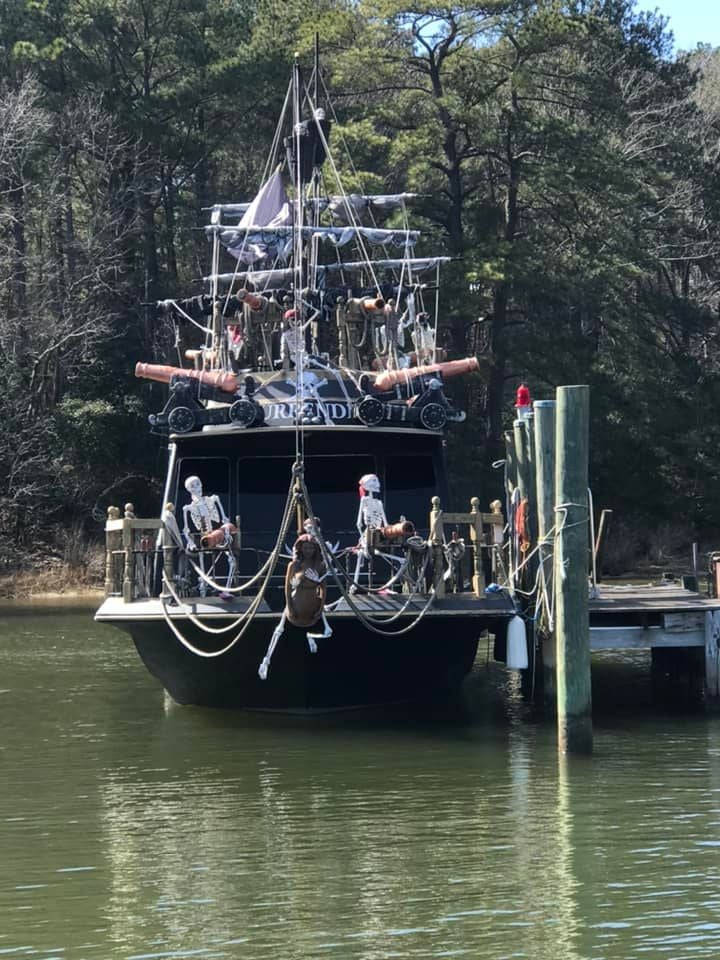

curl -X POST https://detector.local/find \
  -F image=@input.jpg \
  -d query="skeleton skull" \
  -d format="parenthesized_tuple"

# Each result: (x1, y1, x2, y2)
(359, 473, 380, 494)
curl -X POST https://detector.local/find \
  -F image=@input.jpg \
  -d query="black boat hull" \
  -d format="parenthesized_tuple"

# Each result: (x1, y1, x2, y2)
(105, 610, 497, 710)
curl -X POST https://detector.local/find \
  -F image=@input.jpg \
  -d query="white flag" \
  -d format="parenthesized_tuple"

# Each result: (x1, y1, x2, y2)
(239, 168, 291, 229)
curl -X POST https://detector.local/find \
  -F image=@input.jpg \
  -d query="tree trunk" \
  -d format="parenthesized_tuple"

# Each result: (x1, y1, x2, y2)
(162, 170, 178, 288)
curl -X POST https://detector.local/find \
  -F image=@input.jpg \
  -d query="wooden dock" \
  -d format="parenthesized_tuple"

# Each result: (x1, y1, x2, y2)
(590, 583, 720, 646)
(588, 583, 720, 701)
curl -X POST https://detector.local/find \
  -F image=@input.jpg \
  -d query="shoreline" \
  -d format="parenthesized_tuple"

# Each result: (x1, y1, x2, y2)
(0, 570, 104, 604)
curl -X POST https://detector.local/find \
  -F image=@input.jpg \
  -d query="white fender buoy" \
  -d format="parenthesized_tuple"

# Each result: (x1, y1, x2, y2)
(506, 614, 528, 670)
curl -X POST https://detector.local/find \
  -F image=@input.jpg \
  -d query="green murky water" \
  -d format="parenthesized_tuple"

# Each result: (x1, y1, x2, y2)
(1, 605, 720, 959)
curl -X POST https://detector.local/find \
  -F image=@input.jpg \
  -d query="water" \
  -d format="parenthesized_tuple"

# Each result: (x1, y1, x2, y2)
(2, 606, 720, 959)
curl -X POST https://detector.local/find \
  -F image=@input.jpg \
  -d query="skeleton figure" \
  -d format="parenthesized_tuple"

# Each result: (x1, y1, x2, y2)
(280, 308, 316, 370)
(182, 475, 236, 596)
(353, 473, 388, 588)
(411, 312, 436, 364)
(377, 299, 401, 369)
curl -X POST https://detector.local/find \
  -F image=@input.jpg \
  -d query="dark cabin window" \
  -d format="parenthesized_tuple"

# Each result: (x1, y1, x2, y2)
(384, 455, 436, 533)
(176, 458, 231, 517)
(238, 455, 375, 550)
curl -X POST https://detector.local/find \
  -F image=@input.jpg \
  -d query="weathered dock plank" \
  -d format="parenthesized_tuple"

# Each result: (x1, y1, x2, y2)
(590, 585, 720, 614)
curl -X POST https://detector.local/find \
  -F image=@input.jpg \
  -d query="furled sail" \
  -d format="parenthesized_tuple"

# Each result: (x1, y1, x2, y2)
(308, 193, 420, 223)
(238, 169, 291, 230)
(206, 202, 252, 218)
(207, 193, 420, 223)
(204, 257, 451, 287)
(218, 170, 293, 262)
(208, 225, 420, 264)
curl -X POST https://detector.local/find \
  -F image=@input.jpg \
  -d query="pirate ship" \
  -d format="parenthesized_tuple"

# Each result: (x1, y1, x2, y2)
(95, 55, 516, 710)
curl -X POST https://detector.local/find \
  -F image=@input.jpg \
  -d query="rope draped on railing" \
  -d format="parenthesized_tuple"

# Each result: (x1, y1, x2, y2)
(158, 469, 299, 654)
(155, 459, 452, 662)
(297, 475, 437, 636)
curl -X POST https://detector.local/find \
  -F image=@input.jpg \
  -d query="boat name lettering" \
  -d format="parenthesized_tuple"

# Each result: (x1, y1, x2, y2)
(264, 401, 352, 422)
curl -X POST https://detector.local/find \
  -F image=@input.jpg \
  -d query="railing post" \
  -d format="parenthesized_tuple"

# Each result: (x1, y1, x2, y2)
(104, 505, 121, 596)
(430, 496, 445, 599)
(469, 497, 485, 598)
(489, 499, 504, 581)
(122, 518, 135, 603)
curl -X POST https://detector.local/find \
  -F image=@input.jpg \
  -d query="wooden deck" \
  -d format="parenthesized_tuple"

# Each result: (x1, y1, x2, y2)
(590, 582, 720, 614)
(588, 585, 720, 700)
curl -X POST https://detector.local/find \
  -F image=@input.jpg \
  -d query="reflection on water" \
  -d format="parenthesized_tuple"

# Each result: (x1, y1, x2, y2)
(1, 608, 720, 959)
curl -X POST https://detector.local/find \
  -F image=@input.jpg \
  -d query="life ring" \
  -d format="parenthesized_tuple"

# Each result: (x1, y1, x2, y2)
(515, 498, 530, 554)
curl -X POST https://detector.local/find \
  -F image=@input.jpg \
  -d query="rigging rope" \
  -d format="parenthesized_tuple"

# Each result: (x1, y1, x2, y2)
(298, 476, 437, 635)
(158, 470, 298, 651)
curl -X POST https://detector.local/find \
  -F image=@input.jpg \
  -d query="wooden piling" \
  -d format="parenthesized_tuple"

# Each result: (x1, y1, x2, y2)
(705, 610, 720, 707)
(513, 418, 537, 689)
(513, 419, 532, 505)
(504, 431, 518, 497)
(534, 400, 556, 704)
(555, 385, 593, 754)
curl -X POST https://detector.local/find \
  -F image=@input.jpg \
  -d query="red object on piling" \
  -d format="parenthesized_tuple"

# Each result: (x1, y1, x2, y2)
(515, 383, 531, 409)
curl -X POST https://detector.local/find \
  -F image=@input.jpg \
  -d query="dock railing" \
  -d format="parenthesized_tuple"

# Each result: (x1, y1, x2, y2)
(429, 496, 505, 599)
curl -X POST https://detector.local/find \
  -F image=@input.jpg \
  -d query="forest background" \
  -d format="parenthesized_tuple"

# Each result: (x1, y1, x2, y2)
(1, 0, 719, 589)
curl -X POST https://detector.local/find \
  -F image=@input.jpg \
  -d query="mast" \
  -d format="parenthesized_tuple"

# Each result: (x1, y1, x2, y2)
(309, 33, 321, 296)
(210, 206, 222, 364)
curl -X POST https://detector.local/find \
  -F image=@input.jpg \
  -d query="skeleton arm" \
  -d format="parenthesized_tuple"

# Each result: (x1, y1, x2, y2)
(356, 500, 365, 537)
(378, 500, 388, 527)
(182, 504, 198, 550)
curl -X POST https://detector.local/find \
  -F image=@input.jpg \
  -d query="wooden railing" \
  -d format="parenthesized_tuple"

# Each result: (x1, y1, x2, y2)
(104, 504, 167, 601)
(429, 496, 505, 599)
(105, 497, 506, 603)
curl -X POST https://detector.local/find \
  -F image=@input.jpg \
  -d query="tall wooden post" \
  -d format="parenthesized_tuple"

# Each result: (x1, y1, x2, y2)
(513, 419, 532, 504)
(514, 418, 537, 690)
(594, 509, 613, 584)
(504, 431, 518, 496)
(534, 400, 556, 704)
(705, 610, 720, 708)
(555, 385, 592, 754)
